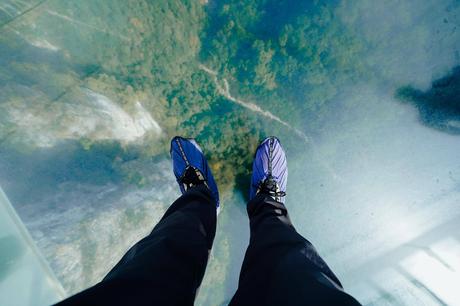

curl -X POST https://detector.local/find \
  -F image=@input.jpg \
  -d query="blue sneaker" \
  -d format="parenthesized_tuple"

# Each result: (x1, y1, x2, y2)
(250, 137, 287, 204)
(170, 136, 220, 210)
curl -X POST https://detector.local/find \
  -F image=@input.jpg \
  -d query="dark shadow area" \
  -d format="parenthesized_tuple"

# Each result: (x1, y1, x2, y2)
(396, 66, 460, 134)
(234, 170, 252, 203)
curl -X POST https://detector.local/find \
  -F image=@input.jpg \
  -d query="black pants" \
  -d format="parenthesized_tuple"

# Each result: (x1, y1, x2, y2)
(57, 186, 360, 306)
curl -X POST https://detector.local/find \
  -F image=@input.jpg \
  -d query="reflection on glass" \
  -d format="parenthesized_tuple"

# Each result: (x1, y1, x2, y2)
(0, 187, 64, 306)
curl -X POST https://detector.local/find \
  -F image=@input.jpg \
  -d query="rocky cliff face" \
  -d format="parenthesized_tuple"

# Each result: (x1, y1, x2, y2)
(2, 87, 162, 148)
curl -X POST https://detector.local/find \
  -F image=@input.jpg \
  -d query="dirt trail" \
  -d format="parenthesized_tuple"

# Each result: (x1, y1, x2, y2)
(199, 64, 342, 182)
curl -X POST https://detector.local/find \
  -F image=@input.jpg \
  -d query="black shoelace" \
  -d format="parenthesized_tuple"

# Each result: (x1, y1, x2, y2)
(257, 176, 286, 201)
(179, 166, 207, 191)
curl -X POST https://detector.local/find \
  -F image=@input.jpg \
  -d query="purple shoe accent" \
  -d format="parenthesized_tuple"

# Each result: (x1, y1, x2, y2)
(250, 137, 288, 204)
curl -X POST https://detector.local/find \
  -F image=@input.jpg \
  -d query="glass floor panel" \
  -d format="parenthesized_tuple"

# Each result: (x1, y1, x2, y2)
(0, 0, 459, 305)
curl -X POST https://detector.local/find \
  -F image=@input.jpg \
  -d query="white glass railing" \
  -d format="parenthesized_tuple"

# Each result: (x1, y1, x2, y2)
(0, 186, 65, 306)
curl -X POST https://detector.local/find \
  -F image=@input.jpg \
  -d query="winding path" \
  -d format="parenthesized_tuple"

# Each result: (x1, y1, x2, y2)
(199, 64, 341, 181)
(199, 64, 310, 143)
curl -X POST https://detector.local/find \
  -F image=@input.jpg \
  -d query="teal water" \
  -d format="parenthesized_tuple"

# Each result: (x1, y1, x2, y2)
(0, 0, 459, 305)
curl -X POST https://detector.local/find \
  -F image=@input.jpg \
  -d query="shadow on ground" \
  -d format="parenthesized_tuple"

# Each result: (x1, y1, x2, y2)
(396, 66, 460, 134)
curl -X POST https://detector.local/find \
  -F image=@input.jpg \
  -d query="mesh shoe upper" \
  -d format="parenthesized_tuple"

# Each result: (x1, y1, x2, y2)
(170, 136, 220, 209)
(250, 137, 288, 204)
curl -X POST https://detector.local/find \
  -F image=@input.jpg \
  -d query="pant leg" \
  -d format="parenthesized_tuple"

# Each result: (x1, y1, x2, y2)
(229, 194, 361, 306)
(56, 185, 216, 306)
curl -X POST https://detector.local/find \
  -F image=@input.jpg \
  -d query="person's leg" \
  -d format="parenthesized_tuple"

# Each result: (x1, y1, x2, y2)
(57, 185, 216, 306)
(57, 137, 220, 306)
(229, 194, 360, 306)
(229, 137, 360, 305)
